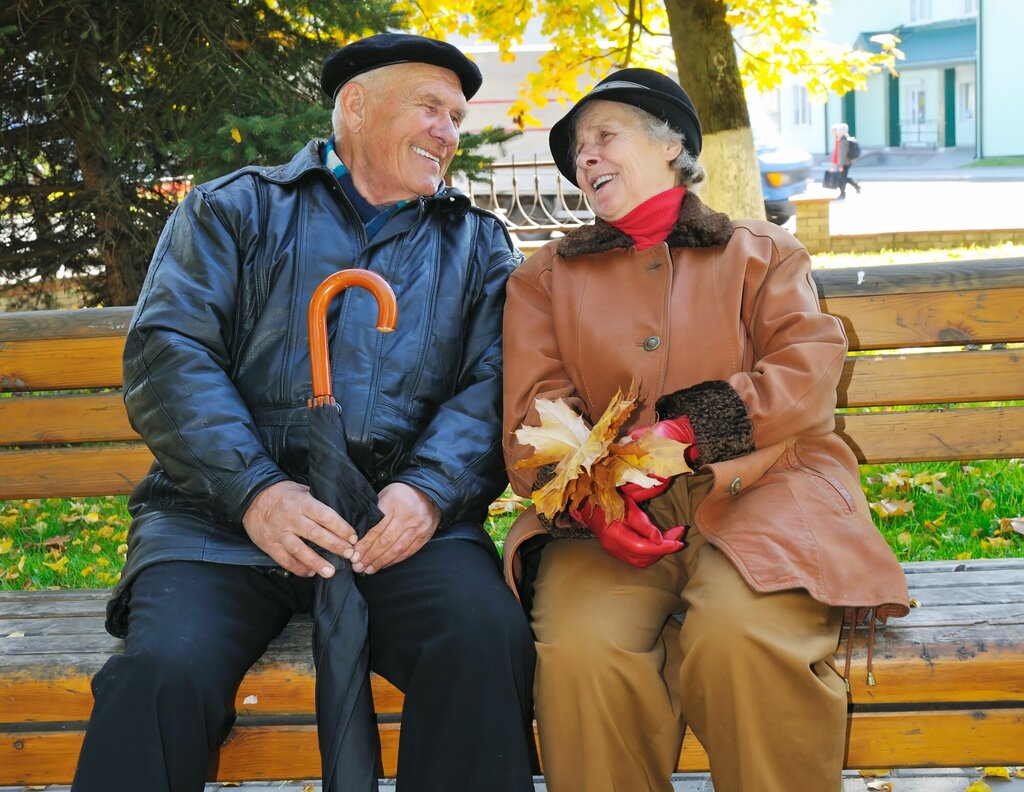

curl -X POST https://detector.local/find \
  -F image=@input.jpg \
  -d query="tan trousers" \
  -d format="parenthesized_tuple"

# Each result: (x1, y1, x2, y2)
(530, 530, 847, 792)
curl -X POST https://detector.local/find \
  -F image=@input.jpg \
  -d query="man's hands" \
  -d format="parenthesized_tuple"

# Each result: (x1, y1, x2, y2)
(352, 483, 441, 575)
(243, 480, 359, 578)
(571, 496, 686, 568)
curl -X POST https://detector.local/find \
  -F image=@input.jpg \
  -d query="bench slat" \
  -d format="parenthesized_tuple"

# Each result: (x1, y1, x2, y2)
(3, 346, 1020, 449)
(0, 337, 124, 392)
(813, 258, 1024, 298)
(4, 405, 1022, 501)
(838, 347, 1024, 407)
(820, 287, 1024, 350)
(5, 708, 1023, 784)
(0, 307, 132, 342)
(0, 392, 139, 445)
(836, 405, 1024, 463)
(0, 444, 152, 500)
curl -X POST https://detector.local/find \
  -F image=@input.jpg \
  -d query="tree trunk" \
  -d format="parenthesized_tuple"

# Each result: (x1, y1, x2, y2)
(71, 46, 148, 306)
(664, 0, 765, 220)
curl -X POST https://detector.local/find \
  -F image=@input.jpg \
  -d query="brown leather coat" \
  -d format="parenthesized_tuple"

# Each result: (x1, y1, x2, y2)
(502, 193, 909, 621)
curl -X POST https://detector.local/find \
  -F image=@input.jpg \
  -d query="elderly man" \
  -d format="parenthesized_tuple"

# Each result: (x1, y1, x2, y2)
(71, 34, 535, 792)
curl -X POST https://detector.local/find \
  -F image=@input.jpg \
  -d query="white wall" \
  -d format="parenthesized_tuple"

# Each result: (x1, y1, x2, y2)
(954, 62, 977, 146)
(856, 72, 890, 148)
(978, 0, 1024, 156)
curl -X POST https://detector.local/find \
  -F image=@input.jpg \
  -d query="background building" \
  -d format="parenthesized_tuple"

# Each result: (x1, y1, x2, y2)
(756, 0, 1020, 159)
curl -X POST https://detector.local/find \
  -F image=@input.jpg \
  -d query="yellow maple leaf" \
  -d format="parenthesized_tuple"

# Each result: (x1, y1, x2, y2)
(982, 767, 1010, 779)
(515, 388, 691, 522)
(965, 781, 992, 792)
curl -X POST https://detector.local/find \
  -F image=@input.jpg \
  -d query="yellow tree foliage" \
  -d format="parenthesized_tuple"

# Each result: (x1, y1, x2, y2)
(398, 0, 901, 128)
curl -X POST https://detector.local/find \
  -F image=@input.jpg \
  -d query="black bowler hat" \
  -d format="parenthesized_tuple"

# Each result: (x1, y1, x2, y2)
(549, 68, 703, 186)
(321, 33, 482, 101)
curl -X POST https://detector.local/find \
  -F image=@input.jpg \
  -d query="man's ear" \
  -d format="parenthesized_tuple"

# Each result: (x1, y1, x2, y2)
(339, 82, 367, 134)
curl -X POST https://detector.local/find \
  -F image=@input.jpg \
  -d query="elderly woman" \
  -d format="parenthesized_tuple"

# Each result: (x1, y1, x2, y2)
(502, 69, 910, 792)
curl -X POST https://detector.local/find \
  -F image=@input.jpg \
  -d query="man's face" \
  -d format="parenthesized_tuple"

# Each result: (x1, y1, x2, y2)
(352, 64, 467, 204)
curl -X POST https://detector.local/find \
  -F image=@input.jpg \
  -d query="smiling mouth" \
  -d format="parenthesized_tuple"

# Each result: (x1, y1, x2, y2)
(412, 145, 441, 165)
(591, 174, 616, 191)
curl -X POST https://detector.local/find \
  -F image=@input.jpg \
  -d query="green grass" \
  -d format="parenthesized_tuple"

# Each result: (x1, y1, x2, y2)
(4, 461, 1021, 590)
(965, 156, 1024, 168)
(811, 240, 1024, 270)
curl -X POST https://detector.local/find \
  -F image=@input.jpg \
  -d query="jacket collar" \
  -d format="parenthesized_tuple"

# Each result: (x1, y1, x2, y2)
(556, 191, 733, 257)
(259, 140, 472, 216)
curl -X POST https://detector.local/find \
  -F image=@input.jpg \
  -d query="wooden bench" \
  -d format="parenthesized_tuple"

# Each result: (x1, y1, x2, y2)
(2, 258, 1024, 784)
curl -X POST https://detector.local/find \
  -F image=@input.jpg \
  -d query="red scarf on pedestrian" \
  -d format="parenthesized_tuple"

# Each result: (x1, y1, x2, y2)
(607, 187, 686, 251)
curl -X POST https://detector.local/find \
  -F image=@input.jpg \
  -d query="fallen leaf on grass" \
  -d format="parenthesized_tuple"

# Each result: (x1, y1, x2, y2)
(955, 552, 973, 560)
(487, 495, 530, 516)
(923, 513, 947, 532)
(981, 498, 997, 512)
(0, 537, 12, 555)
(997, 516, 1024, 536)
(981, 536, 1013, 552)
(869, 499, 915, 518)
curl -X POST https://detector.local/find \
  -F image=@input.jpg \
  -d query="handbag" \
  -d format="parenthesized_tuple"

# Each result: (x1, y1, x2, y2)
(822, 169, 840, 189)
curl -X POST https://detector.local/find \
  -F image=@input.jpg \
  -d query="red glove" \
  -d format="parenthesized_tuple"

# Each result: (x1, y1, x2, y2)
(571, 496, 687, 568)
(620, 416, 700, 502)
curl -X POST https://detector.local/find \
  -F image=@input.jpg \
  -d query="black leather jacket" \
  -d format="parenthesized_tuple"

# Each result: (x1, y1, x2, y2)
(108, 140, 520, 636)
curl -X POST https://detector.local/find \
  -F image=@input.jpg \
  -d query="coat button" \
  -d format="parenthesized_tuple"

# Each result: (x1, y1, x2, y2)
(642, 336, 661, 351)
(729, 477, 742, 495)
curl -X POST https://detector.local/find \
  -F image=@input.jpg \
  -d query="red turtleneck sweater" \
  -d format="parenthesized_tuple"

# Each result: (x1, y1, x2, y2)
(606, 187, 686, 251)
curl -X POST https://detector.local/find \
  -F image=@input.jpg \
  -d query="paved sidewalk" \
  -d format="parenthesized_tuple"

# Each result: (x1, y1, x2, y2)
(6, 770, 1024, 791)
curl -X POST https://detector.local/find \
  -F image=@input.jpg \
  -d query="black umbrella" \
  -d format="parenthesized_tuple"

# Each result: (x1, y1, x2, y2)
(306, 268, 398, 792)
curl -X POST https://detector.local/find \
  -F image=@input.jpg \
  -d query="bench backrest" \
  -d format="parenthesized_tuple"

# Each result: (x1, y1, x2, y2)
(2, 258, 1024, 501)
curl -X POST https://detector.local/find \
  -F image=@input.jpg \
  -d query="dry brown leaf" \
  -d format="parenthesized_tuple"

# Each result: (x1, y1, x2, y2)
(865, 783, 892, 792)
(514, 388, 691, 521)
(869, 499, 915, 518)
(859, 768, 891, 777)
(998, 516, 1024, 536)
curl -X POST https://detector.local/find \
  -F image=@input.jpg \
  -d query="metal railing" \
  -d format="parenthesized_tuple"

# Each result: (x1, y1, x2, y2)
(458, 159, 594, 237)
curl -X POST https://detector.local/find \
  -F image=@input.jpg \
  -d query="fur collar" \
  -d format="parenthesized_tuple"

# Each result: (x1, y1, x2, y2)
(556, 191, 733, 258)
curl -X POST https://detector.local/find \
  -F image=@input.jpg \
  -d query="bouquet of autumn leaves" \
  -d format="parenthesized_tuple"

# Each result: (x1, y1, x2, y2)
(513, 387, 693, 524)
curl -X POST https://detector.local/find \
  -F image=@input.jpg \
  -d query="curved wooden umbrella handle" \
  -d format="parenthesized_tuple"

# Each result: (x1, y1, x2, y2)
(308, 269, 398, 405)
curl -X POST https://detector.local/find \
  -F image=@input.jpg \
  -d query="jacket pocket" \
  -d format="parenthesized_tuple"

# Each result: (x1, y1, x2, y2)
(786, 445, 855, 514)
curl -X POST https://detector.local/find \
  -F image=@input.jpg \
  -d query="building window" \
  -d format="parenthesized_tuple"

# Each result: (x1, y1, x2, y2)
(958, 81, 975, 120)
(791, 85, 811, 126)
(910, 0, 933, 22)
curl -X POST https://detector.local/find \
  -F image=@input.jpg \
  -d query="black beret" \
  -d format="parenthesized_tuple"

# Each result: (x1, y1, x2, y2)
(321, 33, 482, 101)
(549, 68, 703, 186)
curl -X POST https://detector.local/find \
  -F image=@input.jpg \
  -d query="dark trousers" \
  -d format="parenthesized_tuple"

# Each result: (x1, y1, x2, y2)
(839, 165, 860, 197)
(72, 540, 536, 792)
